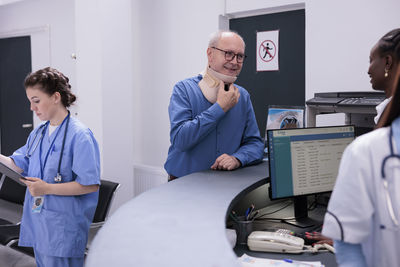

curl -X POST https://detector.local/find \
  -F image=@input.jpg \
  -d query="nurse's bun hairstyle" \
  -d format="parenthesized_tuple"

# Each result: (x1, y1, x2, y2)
(377, 28, 400, 59)
(24, 67, 76, 108)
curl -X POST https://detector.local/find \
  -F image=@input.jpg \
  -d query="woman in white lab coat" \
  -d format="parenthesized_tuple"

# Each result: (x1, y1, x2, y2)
(322, 29, 400, 266)
(306, 28, 400, 248)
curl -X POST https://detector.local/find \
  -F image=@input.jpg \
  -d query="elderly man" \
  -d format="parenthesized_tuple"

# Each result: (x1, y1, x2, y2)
(165, 30, 263, 180)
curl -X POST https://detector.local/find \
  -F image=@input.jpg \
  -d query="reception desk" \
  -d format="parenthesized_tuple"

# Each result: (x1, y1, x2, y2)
(86, 162, 268, 267)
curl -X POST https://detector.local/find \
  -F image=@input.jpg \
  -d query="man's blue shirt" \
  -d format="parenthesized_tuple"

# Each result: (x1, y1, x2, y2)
(164, 75, 264, 177)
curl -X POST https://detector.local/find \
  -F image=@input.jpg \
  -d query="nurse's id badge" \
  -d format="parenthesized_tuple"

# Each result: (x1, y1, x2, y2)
(32, 196, 44, 213)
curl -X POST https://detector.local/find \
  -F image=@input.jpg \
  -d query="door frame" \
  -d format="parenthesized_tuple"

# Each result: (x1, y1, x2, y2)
(0, 25, 51, 128)
(220, 2, 305, 29)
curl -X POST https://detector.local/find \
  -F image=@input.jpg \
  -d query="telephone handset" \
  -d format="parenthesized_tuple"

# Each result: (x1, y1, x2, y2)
(247, 231, 304, 254)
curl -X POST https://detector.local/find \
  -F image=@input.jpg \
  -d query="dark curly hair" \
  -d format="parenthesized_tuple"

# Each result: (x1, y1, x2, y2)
(24, 67, 76, 107)
(377, 28, 400, 59)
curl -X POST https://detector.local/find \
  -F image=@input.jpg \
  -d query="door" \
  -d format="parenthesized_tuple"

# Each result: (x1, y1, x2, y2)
(230, 9, 305, 138)
(0, 36, 33, 156)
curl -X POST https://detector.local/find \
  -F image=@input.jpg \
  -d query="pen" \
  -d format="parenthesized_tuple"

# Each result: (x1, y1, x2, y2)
(283, 259, 293, 263)
(283, 259, 316, 266)
(244, 207, 252, 220)
(229, 213, 239, 222)
(249, 210, 259, 221)
(245, 204, 255, 220)
(231, 210, 239, 219)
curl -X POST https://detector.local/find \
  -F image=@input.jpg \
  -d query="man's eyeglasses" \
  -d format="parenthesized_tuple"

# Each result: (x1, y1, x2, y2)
(211, 47, 247, 63)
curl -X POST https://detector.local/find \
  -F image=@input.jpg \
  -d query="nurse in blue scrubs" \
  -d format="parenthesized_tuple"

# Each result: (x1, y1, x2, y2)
(0, 67, 100, 267)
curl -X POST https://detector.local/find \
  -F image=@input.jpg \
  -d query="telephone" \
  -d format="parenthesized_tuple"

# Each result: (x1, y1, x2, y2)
(247, 231, 304, 254)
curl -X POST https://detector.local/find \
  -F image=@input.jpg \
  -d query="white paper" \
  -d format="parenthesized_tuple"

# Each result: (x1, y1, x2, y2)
(238, 253, 324, 267)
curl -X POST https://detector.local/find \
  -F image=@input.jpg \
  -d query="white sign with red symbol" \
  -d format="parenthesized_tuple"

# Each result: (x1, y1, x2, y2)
(256, 30, 279, 71)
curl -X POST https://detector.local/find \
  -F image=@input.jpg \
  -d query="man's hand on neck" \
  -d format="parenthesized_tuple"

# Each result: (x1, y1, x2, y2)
(216, 82, 240, 112)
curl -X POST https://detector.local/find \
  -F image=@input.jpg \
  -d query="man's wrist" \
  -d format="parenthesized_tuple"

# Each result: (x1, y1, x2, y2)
(233, 156, 242, 168)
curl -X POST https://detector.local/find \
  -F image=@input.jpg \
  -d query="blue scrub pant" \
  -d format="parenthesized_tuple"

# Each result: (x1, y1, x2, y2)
(34, 248, 84, 267)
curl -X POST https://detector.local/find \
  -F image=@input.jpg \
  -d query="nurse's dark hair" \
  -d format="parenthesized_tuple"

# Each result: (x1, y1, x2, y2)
(24, 67, 76, 107)
(377, 28, 400, 59)
(377, 68, 400, 128)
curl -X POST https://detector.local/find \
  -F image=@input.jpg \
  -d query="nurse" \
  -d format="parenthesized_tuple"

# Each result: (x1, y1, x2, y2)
(0, 67, 100, 267)
(322, 30, 400, 266)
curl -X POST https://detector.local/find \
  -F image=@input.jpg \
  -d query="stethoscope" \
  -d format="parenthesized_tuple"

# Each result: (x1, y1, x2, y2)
(380, 126, 400, 227)
(25, 112, 70, 183)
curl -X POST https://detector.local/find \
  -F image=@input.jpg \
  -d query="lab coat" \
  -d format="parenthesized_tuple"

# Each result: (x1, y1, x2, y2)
(322, 118, 400, 266)
(374, 97, 391, 124)
(10, 116, 100, 258)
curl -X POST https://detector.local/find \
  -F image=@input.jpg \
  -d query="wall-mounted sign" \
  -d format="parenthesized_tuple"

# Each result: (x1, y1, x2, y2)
(256, 30, 279, 71)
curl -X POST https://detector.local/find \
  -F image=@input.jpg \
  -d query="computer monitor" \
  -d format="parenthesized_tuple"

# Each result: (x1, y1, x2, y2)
(267, 125, 355, 227)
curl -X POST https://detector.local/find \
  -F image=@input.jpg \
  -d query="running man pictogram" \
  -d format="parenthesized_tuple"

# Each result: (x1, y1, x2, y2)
(259, 40, 276, 62)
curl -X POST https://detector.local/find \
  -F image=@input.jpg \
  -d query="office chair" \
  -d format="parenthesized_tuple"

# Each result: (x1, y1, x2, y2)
(0, 174, 26, 207)
(92, 179, 120, 227)
(0, 174, 26, 226)
(0, 174, 30, 255)
(86, 179, 120, 254)
(0, 179, 120, 257)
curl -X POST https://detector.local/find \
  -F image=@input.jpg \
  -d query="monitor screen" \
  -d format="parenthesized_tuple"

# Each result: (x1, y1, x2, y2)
(263, 106, 305, 156)
(266, 125, 355, 228)
(268, 125, 355, 200)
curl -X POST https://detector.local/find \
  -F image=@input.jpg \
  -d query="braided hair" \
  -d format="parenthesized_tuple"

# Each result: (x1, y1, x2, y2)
(376, 28, 400, 128)
(377, 28, 400, 59)
(24, 67, 76, 107)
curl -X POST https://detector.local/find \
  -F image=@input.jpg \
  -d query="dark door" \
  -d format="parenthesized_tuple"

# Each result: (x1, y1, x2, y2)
(230, 9, 305, 138)
(0, 36, 33, 156)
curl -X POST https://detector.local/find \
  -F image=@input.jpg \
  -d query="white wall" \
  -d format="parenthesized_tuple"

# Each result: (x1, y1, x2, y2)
(98, 0, 134, 211)
(131, 0, 225, 168)
(74, 0, 135, 210)
(305, 0, 400, 100)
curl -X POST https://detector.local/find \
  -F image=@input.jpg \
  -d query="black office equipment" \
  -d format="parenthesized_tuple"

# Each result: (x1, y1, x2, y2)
(224, 83, 230, 91)
(306, 91, 385, 107)
(0, 162, 26, 186)
(306, 91, 386, 136)
(267, 125, 355, 228)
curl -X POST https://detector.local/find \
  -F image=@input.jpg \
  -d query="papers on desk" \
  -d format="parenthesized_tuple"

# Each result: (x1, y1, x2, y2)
(239, 254, 324, 267)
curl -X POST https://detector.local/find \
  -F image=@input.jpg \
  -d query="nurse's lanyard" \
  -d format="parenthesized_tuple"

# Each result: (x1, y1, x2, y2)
(381, 126, 400, 227)
(38, 111, 70, 183)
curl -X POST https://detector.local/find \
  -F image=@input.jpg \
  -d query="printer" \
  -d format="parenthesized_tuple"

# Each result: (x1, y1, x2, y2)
(306, 91, 386, 136)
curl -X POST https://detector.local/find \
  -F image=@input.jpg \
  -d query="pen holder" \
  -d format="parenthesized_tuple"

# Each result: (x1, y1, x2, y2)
(233, 216, 253, 245)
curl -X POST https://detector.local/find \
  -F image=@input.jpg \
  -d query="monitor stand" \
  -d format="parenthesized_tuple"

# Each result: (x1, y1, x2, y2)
(281, 196, 319, 228)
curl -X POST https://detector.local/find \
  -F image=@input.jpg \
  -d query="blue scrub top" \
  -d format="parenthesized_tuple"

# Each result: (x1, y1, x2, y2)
(10, 116, 100, 258)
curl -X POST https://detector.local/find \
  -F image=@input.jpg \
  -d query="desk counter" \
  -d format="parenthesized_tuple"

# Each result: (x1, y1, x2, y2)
(86, 162, 267, 267)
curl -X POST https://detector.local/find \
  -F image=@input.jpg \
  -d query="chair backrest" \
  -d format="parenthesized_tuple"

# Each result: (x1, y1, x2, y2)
(93, 179, 120, 223)
(0, 175, 26, 205)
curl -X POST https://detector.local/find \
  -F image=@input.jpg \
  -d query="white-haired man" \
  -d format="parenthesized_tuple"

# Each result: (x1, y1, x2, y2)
(165, 31, 263, 180)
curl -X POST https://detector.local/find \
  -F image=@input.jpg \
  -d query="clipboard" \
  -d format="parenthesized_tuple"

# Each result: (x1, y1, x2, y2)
(0, 161, 27, 186)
